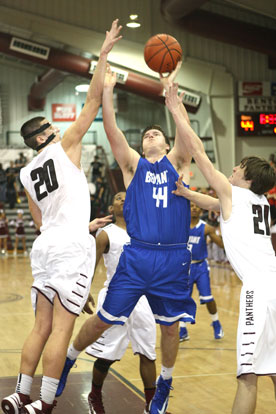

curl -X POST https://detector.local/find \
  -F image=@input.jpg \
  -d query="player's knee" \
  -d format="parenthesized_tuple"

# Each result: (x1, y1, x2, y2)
(94, 358, 115, 374)
(160, 322, 179, 338)
(138, 353, 155, 364)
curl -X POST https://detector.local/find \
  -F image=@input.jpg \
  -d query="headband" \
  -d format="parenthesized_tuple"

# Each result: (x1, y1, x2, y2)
(23, 122, 51, 140)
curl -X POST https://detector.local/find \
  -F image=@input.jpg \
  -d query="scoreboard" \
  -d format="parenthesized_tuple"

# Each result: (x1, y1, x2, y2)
(237, 113, 276, 136)
(237, 81, 276, 137)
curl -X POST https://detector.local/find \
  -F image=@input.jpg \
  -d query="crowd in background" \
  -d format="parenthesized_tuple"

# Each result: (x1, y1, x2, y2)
(1, 151, 275, 257)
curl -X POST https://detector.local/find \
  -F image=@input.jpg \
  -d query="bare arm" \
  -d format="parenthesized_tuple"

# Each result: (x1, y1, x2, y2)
(61, 19, 122, 165)
(25, 189, 42, 229)
(172, 175, 220, 211)
(102, 67, 140, 188)
(166, 84, 232, 220)
(160, 62, 192, 180)
(205, 223, 224, 248)
(89, 215, 113, 233)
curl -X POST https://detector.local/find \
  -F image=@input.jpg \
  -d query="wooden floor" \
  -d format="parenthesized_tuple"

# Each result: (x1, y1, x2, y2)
(0, 255, 275, 414)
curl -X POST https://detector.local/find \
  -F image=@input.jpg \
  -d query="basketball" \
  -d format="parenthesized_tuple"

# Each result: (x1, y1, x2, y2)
(144, 34, 182, 73)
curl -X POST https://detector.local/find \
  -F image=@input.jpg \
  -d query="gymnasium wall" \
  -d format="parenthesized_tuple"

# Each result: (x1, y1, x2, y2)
(0, 0, 275, 188)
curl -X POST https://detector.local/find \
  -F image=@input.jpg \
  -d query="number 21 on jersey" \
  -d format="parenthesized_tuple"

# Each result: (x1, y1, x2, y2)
(252, 204, 270, 236)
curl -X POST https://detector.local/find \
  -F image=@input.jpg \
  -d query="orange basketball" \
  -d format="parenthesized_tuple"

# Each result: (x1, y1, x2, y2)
(144, 34, 182, 73)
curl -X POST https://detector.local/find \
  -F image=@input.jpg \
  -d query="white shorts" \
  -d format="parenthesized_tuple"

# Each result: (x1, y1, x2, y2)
(30, 232, 95, 316)
(237, 285, 276, 377)
(86, 288, 156, 361)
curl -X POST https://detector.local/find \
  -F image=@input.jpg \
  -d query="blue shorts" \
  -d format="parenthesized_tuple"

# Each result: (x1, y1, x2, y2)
(189, 259, 213, 304)
(98, 239, 196, 326)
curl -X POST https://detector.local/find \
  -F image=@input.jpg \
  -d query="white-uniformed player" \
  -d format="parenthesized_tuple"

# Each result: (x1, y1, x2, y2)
(1, 20, 122, 414)
(85, 192, 157, 414)
(166, 83, 276, 414)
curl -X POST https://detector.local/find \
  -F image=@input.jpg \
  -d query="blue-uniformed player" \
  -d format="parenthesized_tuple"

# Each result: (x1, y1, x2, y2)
(179, 202, 224, 342)
(57, 62, 196, 414)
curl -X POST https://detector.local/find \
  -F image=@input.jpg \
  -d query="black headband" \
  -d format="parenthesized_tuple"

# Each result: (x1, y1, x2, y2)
(23, 122, 51, 140)
(36, 133, 56, 152)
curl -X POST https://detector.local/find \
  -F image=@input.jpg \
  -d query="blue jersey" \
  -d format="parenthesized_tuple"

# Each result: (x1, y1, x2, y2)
(123, 156, 190, 244)
(188, 220, 207, 261)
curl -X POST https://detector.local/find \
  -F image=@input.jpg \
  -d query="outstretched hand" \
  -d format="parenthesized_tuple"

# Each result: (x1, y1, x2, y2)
(172, 175, 190, 198)
(101, 19, 123, 56)
(159, 60, 182, 91)
(165, 83, 184, 113)
(104, 64, 117, 89)
(82, 293, 95, 315)
(89, 215, 113, 232)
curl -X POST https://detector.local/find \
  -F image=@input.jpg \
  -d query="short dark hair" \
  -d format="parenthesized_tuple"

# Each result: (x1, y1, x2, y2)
(141, 125, 170, 151)
(240, 156, 276, 195)
(20, 116, 46, 150)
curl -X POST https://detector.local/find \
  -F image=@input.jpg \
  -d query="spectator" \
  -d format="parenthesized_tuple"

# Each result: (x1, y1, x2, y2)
(6, 173, 19, 209)
(0, 163, 7, 205)
(90, 155, 103, 183)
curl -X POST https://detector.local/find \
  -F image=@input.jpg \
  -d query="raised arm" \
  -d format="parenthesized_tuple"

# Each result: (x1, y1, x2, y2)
(172, 176, 220, 211)
(166, 84, 232, 220)
(102, 66, 140, 189)
(62, 19, 122, 165)
(160, 62, 192, 179)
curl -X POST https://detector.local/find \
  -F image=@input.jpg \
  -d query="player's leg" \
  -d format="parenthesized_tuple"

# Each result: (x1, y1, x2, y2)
(88, 358, 115, 414)
(56, 314, 111, 397)
(129, 297, 157, 412)
(149, 323, 178, 414)
(138, 354, 156, 413)
(179, 271, 195, 342)
(23, 295, 78, 414)
(1, 293, 53, 414)
(232, 374, 258, 414)
(270, 375, 276, 399)
(86, 289, 130, 413)
(197, 261, 223, 339)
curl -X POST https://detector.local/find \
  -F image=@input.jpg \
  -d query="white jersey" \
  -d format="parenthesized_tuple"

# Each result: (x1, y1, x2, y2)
(20, 142, 90, 239)
(87, 223, 156, 361)
(97, 223, 130, 287)
(220, 185, 276, 287)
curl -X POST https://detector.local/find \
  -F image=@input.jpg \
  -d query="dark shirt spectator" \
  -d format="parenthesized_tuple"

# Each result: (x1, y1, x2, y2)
(90, 156, 103, 183)
(0, 163, 7, 204)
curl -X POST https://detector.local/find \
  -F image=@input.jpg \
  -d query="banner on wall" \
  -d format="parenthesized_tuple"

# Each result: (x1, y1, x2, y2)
(238, 81, 276, 112)
(52, 104, 76, 122)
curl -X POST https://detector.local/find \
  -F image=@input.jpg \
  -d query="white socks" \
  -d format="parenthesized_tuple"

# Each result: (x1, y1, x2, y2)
(15, 373, 33, 395)
(67, 343, 81, 360)
(210, 312, 219, 322)
(161, 365, 174, 380)
(40, 376, 59, 404)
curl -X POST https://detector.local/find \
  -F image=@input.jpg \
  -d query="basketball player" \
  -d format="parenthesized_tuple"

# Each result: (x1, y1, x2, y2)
(165, 83, 276, 414)
(84, 192, 157, 414)
(179, 202, 224, 342)
(58, 63, 196, 414)
(1, 20, 122, 414)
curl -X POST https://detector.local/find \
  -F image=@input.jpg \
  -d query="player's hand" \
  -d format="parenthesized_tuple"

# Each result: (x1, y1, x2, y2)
(104, 65, 117, 89)
(172, 175, 191, 198)
(82, 293, 95, 314)
(165, 83, 184, 113)
(89, 215, 113, 232)
(100, 19, 123, 56)
(159, 60, 182, 91)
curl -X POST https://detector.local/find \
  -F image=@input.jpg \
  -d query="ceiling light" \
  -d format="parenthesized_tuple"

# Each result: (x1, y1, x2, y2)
(75, 84, 89, 92)
(126, 21, 141, 28)
(127, 13, 141, 28)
